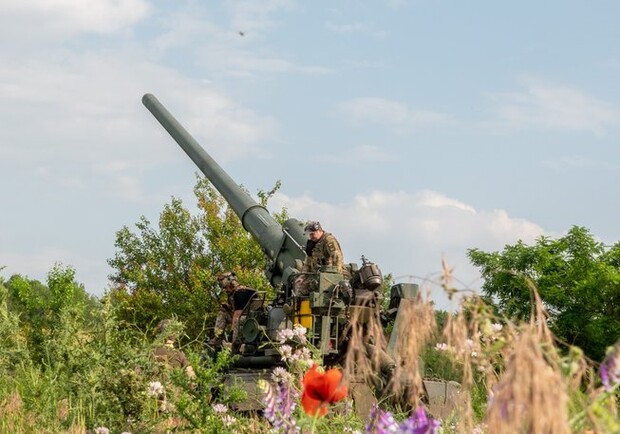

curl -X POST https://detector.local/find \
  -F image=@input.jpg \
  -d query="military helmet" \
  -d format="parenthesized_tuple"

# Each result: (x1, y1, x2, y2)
(304, 221, 322, 232)
(217, 271, 238, 289)
(155, 319, 179, 341)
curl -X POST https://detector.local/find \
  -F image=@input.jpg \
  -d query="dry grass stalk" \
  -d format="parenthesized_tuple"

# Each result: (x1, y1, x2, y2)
(386, 291, 437, 407)
(343, 303, 390, 389)
(486, 325, 570, 434)
(66, 416, 86, 434)
(0, 390, 25, 433)
(485, 283, 570, 434)
(442, 303, 476, 433)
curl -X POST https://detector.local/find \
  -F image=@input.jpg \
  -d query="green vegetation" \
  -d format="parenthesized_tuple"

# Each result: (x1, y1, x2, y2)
(107, 177, 279, 341)
(2, 178, 620, 433)
(469, 226, 620, 361)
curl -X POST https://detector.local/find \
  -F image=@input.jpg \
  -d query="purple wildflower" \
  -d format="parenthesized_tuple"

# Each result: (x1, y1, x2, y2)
(601, 342, 620, 391)
(366, 404, 440, 434)
(365, 403, 398, 433)
(398, 407, 440, 434)
(260, 380, 300, 434)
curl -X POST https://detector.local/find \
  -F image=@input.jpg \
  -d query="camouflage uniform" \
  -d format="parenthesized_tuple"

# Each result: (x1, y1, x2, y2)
(302, 232, 344, 273)
(294, 231, 345, 296)
(212, 290, 235, 343)
(210, 272, 256, 347)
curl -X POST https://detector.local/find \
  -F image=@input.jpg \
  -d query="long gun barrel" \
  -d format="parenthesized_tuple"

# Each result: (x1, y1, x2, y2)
(142, 93, 306, 286)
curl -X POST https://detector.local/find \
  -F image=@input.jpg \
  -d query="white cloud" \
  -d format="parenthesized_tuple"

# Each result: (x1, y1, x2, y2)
(337, 97, 454, 132)
(491, 78, 620, 135)
(313, 144, 395, 164)
(0, 0, 149, 37)
(228, 0, 296, 36)
(150, 1, 330, 78)
(325, 21, 368, 33)
(270, 189, 545, 309)
(540, 155, 619, 171)
(0, 52, 277, 173)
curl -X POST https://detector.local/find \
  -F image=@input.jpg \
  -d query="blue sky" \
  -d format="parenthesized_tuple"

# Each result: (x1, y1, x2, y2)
(1, 1, 618, 310)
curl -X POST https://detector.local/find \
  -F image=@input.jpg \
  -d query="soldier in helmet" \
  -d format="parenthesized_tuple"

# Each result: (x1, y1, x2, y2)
(302, 221, 344, 273)
(208, 271, 256, 350)
(294, 221, 345, 296)
(152, 319, 195, 379)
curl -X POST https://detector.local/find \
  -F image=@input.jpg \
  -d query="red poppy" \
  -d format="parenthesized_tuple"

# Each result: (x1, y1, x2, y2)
(301, 364, 348, 416)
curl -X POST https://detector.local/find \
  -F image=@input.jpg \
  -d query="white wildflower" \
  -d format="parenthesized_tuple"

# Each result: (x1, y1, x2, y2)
(94, 428, 110, 434)
(292, 324, 308, 343)
(277, 328, 295, 344)
(491, 323, 503, 332)
(148, 381, 164, 397)
(280, 344, 293, 361)
(271, 367, 294, 384)
(435, 342, 450, 351)
(293, 347, 312, 363)
(212, 403, 228, 414)
(221, 414, 237, 427)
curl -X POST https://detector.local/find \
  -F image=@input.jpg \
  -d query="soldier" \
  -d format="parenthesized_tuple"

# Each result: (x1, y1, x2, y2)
(208, 271, 256, 349)
(294, 221, 345, 296)
(152, 319, 196, 380)
(302, 221, 344, 273)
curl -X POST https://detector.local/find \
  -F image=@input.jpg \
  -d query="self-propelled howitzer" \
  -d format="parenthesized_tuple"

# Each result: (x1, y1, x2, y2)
(142, 93, 459, 416)
(142, 93, 306, 288)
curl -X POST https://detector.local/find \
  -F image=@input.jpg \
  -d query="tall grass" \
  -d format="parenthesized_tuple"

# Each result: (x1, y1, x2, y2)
(2, 274, 620, 433)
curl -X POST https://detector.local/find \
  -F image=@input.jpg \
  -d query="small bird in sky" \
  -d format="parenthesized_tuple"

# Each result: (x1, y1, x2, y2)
(238, 31, 245, 37)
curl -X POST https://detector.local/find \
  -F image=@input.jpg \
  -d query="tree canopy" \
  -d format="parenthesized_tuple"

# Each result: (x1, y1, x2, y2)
(468, 226, 620, 361)
(107, 176, 282, 341)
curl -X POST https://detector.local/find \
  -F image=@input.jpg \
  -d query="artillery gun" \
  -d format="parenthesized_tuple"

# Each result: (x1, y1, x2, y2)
(142, 93, 459, 416)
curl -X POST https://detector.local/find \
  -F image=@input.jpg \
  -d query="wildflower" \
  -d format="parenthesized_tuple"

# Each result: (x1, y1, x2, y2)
(147, 381, 164, 397)
(435, 342, 449, 351)
(271, 367, 294, 385)
(280, 344, 293, 361)
(292, 324, 308, 343)
(259, 379, 300, 433)
(93, 428, 110, 434)
(291, 347, 313, 365)
(212, 403, 228, 414)
(491, 323, 503, 332)
(366, 404, 440, 434)
(221, 414, 237, 427)
(366, 404, 397, 433)
(398, 407, 440, 434)
(601, 342, 620, 390)
(278, 328, 295, 343)
(301, 364, 348, 416)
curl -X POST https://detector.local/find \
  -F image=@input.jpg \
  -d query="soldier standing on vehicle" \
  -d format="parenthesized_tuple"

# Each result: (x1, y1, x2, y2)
(302, 221, 344, 273)
(294, 221, 345, 296)
(208, 271, 256, 350)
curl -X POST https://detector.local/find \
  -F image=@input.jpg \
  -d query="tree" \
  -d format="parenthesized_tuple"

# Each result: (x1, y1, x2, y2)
(107, 176, 281, 341)
(4, 263, 100, 365)
(468, 226, 620, 361)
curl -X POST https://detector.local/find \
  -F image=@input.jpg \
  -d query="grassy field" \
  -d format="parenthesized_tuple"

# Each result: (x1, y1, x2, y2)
(1, 276, 619, 434)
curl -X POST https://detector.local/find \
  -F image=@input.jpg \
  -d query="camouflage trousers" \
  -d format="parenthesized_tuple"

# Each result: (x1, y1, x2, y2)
(211, 306, 232, 345)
